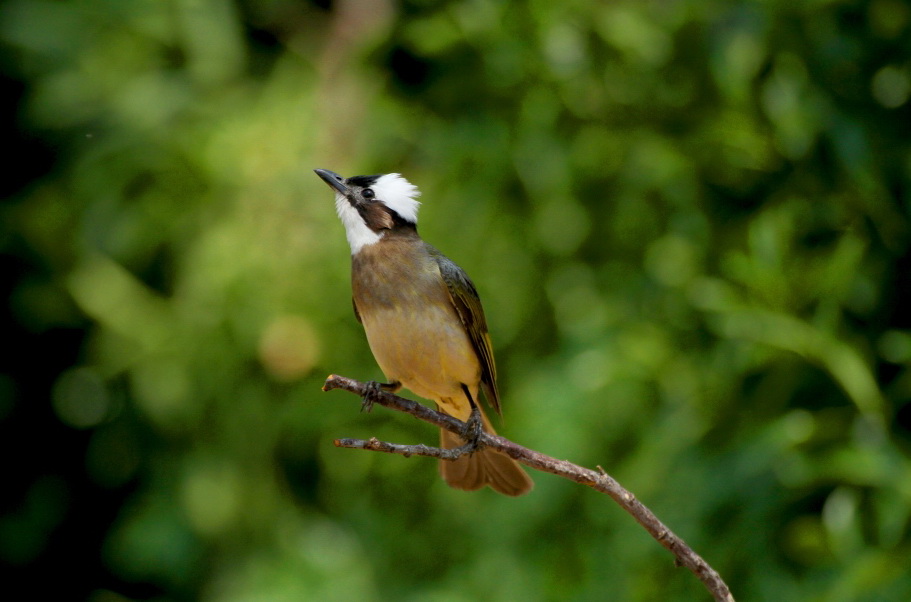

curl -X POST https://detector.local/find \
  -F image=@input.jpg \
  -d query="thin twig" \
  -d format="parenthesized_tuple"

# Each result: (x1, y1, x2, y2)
(335, 436, 478, 460)
(323, 374, 735, 602)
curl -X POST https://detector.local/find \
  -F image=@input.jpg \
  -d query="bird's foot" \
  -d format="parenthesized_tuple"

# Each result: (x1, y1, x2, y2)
(361, 380, 400, 413)
(460, 406, 484, 451)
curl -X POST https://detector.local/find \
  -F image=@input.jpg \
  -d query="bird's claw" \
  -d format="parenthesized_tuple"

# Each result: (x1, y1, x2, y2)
(361, 381, 382, 412)
(460, 406, 484, 450)
(361, 380, 400, 413)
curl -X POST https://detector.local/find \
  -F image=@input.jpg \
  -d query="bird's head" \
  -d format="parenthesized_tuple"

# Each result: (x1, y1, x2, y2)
(315, 169, 421, 254)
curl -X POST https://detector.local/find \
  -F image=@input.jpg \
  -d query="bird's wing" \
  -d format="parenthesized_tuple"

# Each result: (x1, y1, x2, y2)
(431, 245, 501, 415)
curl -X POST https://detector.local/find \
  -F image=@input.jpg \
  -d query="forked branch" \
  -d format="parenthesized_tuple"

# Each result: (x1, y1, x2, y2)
(323, 374, 734, 602)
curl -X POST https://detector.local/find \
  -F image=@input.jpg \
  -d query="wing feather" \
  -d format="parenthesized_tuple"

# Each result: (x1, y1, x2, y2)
(430, 245, 501, 415)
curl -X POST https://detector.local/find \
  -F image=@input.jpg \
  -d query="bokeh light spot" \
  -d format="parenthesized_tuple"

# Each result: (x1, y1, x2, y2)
(52, 367, 110, 429)
(871, 65, 910, 108)
(258, 315, 321, 381)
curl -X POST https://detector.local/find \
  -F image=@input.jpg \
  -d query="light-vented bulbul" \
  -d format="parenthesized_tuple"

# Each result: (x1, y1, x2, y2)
(316, 168, 532, 496)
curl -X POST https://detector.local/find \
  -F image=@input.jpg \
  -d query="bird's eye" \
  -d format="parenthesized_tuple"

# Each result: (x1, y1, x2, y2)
(362, 188, 375, 199)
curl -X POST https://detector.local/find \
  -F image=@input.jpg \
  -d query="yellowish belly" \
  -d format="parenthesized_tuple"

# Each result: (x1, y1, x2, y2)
(361, 304, 480, 407)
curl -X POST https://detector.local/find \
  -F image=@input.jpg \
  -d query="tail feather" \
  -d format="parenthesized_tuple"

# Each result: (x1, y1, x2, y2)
(438, 408, 533, 496)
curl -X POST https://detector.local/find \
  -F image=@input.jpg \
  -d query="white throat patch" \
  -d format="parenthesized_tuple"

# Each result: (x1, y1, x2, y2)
(335, 194, 381, 254)
(372, 173, 421, 224)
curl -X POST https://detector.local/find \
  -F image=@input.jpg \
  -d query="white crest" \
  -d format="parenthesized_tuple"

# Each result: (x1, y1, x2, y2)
(335, 193, 381, 254)
(372, 173, 421, 223)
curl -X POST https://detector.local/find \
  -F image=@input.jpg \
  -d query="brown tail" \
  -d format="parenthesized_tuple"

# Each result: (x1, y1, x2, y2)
(438, 407, 533, 496)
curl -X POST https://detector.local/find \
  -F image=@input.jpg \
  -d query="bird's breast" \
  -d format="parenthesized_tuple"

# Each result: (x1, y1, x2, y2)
(351, 239, 480, 401)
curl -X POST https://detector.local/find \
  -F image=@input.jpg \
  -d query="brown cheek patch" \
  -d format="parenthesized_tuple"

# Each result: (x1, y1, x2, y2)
(360, 203, 395, 231)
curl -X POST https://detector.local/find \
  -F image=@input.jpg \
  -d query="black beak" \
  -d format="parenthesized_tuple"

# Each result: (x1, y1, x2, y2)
(314, 169, 348, 195)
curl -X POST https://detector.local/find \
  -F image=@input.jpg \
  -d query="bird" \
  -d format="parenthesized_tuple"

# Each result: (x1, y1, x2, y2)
(315, 168, 533, 496)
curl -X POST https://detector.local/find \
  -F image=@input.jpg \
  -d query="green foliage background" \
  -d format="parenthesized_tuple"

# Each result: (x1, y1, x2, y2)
(3, 0, 911, 600)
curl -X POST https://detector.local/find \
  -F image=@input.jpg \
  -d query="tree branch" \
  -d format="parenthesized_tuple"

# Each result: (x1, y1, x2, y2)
(323, 374, 735, 602)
